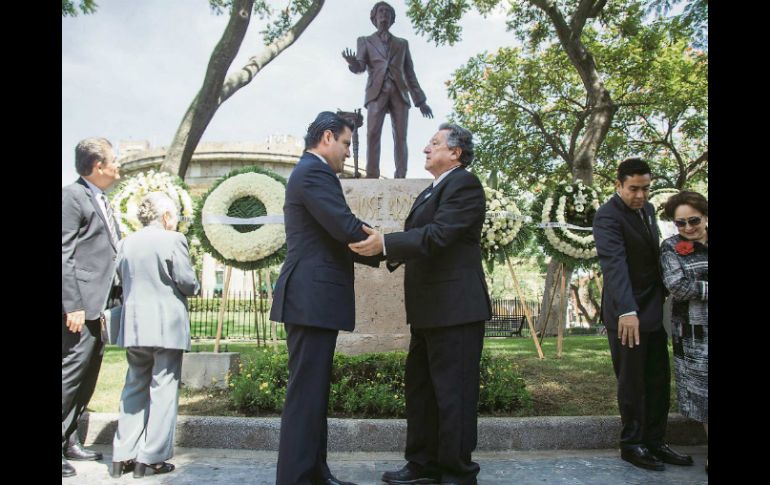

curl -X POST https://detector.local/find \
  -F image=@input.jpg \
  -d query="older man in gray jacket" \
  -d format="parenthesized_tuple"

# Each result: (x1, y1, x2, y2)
(109, 192, 199, 479)
(62, 137, 122, 478)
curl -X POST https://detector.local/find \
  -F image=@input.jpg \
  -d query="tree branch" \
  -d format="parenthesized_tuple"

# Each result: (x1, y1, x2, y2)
(220, 0, 325, 103)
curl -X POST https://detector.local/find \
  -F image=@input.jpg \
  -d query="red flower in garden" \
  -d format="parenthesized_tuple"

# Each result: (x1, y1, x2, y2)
(675, 240, 694, 256)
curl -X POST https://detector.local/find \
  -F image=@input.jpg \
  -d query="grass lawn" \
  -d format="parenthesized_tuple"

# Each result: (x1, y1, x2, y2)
(89, 336, 678, 418)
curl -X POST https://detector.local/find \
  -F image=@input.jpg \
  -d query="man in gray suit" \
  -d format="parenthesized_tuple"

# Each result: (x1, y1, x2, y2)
(61, 137, 122, 477)
(342, 1, 433, 179)
(110, 192, 199, 479)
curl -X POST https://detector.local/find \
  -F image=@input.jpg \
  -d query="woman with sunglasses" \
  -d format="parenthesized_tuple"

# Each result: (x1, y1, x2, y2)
(660, 190, 708, 472)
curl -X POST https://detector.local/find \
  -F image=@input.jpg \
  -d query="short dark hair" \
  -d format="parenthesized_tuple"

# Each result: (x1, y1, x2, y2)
(663, 190, 708, 219)
(75, 137, 113, 176)
(439, 122, 474, 167)
(304, 111, 355, 150)
(617, 157, 651, 184)
(370, 1, 396, 27)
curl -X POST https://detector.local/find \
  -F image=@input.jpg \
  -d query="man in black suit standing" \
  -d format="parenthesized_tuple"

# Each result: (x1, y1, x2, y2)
(593, 158, 693, 471)
(270, 111, 379, 485)
(342, 1, 433, 179)
(62, 137, 122, 477)
(349, 123, 491, 485)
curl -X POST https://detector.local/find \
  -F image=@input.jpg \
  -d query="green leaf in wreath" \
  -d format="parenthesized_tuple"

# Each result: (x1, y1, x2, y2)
(228, 196, 267, 233)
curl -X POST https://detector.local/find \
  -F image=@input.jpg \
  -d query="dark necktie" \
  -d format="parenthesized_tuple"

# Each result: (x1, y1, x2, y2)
(637, 209, 652, 237)
(100, 193, 120, 246)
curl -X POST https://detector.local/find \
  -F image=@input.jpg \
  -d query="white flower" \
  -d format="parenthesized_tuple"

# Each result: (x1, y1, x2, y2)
(201, 172, 286, 263)
(111, 171, 194, 236)
(538, 181, 598, 261)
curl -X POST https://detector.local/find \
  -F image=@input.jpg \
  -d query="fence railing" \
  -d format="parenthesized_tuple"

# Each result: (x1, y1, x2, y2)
(485, 298, 541, 338)
(189, 291, 285, 342)
(189, 294, 540, 340)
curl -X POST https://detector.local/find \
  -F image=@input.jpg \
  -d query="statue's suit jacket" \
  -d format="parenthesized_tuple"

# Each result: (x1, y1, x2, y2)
(62, 177, 120, 320)
(116, 225, 199, 350)
(350, 32, 427, 108)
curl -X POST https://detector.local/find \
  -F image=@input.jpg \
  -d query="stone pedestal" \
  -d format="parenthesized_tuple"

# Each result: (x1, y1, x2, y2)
(182, 352, 240, 389)
(335, 178, 431, 355)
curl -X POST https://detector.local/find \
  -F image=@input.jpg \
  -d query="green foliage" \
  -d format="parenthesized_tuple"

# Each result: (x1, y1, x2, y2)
(447, 18, 706, 193)
(62, 0, 97, 17)
(205, 1, 317, 45)
(229, 349, 531, 417)
(409, 1, 706, 193)
(230, 348, 290, 413)
(406, 0, 472, 46)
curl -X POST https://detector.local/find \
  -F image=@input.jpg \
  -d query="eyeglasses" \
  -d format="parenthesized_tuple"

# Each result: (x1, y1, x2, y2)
(673, 216, 702, 228)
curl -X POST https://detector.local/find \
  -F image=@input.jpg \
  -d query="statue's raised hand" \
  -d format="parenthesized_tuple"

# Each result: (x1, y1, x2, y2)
(342, 48, 358, 66)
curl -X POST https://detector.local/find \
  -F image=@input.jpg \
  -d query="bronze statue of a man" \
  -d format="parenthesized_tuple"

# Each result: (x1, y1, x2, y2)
(342, 1, 433, 179)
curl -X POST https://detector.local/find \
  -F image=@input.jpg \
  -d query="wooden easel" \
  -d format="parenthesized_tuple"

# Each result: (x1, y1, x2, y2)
(214, 266, 232, 353)
(504, 254, 544, 360)
(535, 261, 567, 358)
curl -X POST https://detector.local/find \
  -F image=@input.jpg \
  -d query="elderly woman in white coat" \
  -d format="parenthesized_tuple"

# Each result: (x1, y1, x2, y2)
(109, 192, 199, 479)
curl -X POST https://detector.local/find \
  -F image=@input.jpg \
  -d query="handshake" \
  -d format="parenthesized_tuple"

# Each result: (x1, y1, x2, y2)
(349, 225, 384, 257)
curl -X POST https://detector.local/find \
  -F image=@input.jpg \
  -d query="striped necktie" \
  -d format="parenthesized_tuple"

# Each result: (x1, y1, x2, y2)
(100, 193, 120, 246)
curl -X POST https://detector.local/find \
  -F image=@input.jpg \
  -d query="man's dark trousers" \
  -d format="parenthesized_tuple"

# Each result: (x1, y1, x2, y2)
(607, 327, 670, 448)
(61, 317, 104, 447)
(276, 323, 339, 485)
(404, 321, 485, 484)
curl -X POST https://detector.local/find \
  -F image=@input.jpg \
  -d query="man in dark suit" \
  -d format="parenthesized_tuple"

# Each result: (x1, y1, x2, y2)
(593, 158, 693, 471)
(349, 123, 491, 485)
(62, 137, 122, 477)
(342, 1, 433, 179)
(270, 111, 379, 485)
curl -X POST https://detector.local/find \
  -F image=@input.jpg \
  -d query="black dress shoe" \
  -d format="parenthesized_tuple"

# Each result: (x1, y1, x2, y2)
(133, 461, 175, 478)
(64, 435, 103, 461)
(620, 445, 665, 471)
(647, 443, 694, 466)
(317, 477, 357, 485)
(382, 463, 440, 484)
(62, 453, 76, 478)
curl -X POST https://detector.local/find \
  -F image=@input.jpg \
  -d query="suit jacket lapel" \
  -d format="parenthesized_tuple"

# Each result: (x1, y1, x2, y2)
(388, 36, 400, 63)
(367, 33, 388, 60)
(405, 184, 434, 222)
(614, 194, 655, 247)
(78, 178, 117, 250)
(405, 168, 465, 222)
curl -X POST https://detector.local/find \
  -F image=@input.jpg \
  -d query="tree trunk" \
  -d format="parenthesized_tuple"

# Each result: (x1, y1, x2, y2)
(159, 0, 326, 178)
(537, 259, 573, 337)
(531, 0, 616, 186)
(571, 278, 598, 325)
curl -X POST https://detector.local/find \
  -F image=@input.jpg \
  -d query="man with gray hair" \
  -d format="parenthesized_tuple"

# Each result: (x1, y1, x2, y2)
(342, 1, 433, 179)
(62, 137, 122, 477)
(349, 123, 491, 485)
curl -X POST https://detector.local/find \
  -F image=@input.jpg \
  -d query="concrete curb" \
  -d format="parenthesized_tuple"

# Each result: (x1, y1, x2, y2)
(80, 413, 705, 451)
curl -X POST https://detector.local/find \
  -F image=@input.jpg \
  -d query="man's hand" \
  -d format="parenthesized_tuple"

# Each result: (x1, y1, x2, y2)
(342, 48, 358, 67)
(348, 225, 383, 256)
(66, 310, 86, 334)
(418, 103, 433, 119)
(618, 314, 640, 348)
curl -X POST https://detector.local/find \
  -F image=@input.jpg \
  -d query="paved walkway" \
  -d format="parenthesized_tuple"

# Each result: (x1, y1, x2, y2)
(64, 445, 707, 484)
